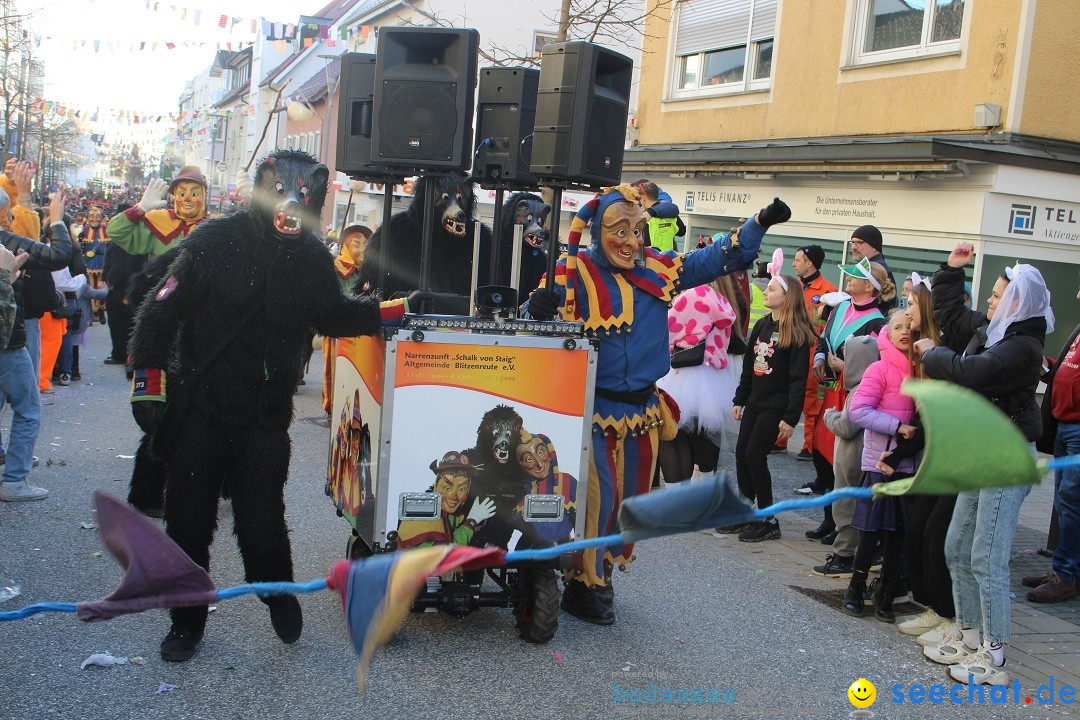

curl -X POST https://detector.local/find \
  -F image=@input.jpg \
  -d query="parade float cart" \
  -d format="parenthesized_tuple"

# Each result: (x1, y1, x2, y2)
(327, 314, 596, 642)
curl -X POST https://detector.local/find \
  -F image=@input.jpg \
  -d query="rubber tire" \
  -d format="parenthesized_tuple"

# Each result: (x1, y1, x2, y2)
(514, 568, 559, 644)
(346, 533, 373, 560)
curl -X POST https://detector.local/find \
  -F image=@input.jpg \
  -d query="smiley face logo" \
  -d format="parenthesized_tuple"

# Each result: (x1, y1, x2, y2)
(848, 678, 876, 709)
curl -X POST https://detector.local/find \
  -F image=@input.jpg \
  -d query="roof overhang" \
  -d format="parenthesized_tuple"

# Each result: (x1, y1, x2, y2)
(624, 133, 1080, 177)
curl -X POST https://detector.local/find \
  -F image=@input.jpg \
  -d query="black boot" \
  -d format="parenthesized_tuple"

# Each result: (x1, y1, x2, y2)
(561, 579, 615, 625)
(263, 594, 303, 643)
(843, 571, 868, 617)
(161, 615, 206, 662)
(595, 561, 614, 608)
(805, 510, 835, 540)
(71, 346, 81, 381)
(874, 576, 897, 623)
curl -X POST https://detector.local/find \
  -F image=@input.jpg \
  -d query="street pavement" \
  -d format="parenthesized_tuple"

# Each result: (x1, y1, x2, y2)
(1, 327, 1078, 720)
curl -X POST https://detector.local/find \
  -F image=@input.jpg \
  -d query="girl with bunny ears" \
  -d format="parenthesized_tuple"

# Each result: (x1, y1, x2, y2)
(729, 249, 818, 542)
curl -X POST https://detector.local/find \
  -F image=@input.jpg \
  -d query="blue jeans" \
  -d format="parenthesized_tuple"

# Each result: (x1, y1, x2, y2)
(944, 444, 1035, 644)
(1052, 422, 1080, 584)
(24, 318, 41, 384)
(56, 299, 76, 375)
(0, 348, 41, 483)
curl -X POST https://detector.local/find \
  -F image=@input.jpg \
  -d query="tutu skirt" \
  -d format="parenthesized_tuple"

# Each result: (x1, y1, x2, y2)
(657, 361, 738, 448)
(851, 470, 908, 532)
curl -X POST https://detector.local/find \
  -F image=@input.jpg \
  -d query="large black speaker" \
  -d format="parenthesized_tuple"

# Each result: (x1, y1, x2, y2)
(371, 27, 479, 173)
(336, 53, 388, 179)
(473, 66, 540, 189)
(530, 42, 633, 188)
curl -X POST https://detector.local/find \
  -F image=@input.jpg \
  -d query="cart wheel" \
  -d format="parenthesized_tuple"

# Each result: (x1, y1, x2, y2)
(346, 532, 373, 560)
(514, 568, 559, 644)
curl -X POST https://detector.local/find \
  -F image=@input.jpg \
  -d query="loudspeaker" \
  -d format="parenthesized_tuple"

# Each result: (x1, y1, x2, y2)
(473, 67, 540, 189)
(371, 27, 479, 173)
(530, 42, 633, 188)
(336, 53, 386, 179)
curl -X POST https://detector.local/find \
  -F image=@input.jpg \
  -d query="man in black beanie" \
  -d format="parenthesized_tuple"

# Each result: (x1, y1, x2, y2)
(849, 225, 896, 310)
(783, 244, 837, 463)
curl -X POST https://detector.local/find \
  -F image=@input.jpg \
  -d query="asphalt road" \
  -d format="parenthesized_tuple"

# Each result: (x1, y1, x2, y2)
(0, 327, 1063, 720)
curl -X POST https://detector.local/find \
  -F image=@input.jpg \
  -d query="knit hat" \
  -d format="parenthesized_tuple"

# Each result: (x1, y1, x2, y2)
(850, 225, 883, 252)
(169, 166, 208, 193)
(797, 244, 825, 270)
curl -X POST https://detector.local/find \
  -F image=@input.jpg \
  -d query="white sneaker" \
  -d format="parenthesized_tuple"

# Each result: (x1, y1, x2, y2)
(898, 609, 945, 636)
(924, 638, 976, 665)
(0, 480, 49, 502)
(917, 619, 960, 647)
(948, 651, 1008, 685)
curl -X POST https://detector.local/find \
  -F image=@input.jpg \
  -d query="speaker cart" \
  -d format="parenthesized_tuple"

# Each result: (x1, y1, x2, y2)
(326, 315, 596, 643)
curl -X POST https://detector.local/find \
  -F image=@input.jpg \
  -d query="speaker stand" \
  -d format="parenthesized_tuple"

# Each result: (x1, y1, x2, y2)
(543, 186, 565, 292)
(418, 177, 438, 310)
(488, 187, 506, 286)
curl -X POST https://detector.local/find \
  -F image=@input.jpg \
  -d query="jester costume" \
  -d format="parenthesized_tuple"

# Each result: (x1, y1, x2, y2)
(516, 430, 578, 544)
(79, 217, 109, 316)
(536, 186, 776, 596)
(107, 206, 202, 258)
(323, 242, 363, 414)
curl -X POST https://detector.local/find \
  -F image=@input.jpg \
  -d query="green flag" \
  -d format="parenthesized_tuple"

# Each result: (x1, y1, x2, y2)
(873, 379, 1042, 497)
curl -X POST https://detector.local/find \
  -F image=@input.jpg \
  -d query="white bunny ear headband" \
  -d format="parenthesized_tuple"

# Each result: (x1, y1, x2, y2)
(767, 248, 787, 291)
(910, 271, 931, 291)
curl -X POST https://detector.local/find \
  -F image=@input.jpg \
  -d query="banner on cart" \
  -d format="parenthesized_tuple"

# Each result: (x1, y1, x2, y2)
(328, 335, 386, 525)
(388, 340, 590, 550)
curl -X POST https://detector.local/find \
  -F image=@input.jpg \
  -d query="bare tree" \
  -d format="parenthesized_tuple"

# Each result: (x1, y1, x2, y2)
(402, 0, 675, 67)
(0, 0, 33, 157)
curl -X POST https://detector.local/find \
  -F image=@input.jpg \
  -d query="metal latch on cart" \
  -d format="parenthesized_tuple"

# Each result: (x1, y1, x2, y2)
(523, 494, 564, 522)
(399, 492, 441, 519)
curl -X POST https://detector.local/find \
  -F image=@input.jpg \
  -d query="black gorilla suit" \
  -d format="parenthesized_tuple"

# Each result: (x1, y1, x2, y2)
(129, 150, 386, 658)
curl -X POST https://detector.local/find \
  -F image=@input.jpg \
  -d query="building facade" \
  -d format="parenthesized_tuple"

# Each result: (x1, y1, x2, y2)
(629, 0, 1080, 354)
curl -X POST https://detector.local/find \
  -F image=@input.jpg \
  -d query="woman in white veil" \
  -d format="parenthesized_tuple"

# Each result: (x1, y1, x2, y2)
(912, 243, 1053, 687)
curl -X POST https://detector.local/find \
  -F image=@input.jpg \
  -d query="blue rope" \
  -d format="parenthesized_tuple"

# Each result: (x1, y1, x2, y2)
(753, 487, 874, 517)
(0, 602, 78, 621)
(215, 578, 328, 600)
(1047, 455, 1080, 471)
(504, 487, 876, 562)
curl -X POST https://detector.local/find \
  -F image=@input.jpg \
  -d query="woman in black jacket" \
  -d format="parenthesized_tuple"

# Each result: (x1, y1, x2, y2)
(914, 242, 1053, 686)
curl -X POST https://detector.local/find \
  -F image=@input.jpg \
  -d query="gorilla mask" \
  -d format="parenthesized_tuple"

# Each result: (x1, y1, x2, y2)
(253, 150, 329, 239)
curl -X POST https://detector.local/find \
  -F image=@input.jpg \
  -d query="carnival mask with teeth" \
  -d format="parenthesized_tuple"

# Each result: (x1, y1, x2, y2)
(252, 150, 329, 240)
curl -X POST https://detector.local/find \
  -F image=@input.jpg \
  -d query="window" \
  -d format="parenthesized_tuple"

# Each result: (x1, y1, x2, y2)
(852, 0, 965, 64)
(671, 0, 776, 97)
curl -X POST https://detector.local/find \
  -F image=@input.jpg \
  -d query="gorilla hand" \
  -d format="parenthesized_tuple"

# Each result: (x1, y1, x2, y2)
(132, 401, 167, 434)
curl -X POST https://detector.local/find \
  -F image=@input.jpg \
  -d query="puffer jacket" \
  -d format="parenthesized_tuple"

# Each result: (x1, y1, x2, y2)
(925, 263, 1045, 442)
(849, 331, 916, 473)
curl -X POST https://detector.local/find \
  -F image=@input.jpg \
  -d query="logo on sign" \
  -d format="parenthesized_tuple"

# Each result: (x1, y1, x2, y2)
(684, 191, 694, 212)
(1009, 204, 1036, 235)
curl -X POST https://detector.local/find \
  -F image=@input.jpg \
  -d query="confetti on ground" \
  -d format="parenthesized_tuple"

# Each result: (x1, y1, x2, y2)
(116, 455, 135, 459)
(81, 653, 128, 670)
(80, 522, 96, 530)
(551, 651, 564, 664)
(156, 682, 179, 694)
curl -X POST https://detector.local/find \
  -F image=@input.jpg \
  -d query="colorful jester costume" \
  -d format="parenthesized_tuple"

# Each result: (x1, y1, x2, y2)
(540, 186, 776, 589)
(79, 217, 109, 315)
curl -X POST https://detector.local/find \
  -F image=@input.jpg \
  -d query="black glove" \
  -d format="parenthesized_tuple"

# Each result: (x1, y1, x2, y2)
(756, 197, 791, 228)
(527, 288, 561, 321)
(406, 289, 434, 313)
(132, 402, 167, 434)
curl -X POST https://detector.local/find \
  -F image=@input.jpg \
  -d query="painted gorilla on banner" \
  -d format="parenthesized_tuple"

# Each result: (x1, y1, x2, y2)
(128, 149, 407, 663)
(462, 404, 539, 549)
(356, 177, 497, 300)
(502, 192, 551, 293)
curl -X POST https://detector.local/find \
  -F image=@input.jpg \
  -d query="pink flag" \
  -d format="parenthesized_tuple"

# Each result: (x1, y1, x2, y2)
(218, 14, 227, 28)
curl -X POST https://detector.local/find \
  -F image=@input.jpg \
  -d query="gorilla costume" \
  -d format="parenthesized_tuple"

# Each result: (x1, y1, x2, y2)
(501, 192, 551, 293)
(128, 149, 405, 662)
(355, 177, 497, 302)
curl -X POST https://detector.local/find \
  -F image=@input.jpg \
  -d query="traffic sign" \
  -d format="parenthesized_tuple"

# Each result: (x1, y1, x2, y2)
(216, 161, 228, 172)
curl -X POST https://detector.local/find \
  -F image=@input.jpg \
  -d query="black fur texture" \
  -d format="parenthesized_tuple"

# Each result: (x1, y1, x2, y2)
(127, 150, 387, 635)
(251, 149, 330, 240)
(463, 404, 527, 518)
(355, 177, 495, 299)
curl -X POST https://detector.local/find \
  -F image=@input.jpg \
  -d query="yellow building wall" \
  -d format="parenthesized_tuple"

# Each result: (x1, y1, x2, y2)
(1018, 1, 1080, 142)
(638, 0, 1024, 145)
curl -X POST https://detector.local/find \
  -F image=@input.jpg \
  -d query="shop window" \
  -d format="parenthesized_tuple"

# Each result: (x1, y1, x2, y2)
(851, 0, 965, 65)
(670, 0, 776, 98)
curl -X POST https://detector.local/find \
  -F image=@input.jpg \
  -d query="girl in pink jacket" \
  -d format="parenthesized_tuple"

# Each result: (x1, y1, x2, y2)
(842, 310, 918, 621)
